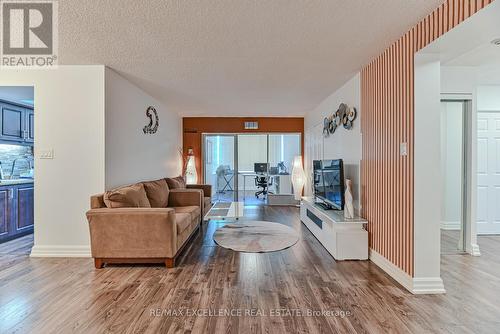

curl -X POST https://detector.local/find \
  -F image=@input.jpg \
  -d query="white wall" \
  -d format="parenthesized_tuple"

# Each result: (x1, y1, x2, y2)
(440, 102, 463, 229)
(105, 68, 182, 189)
(477, 86, 500, 110)
(414, 54, 445, 292)
(304, 73, 361, 212)
(441, 66, 477, 94)
(0, 66, 183, 256)
(0, 66, 106, 256)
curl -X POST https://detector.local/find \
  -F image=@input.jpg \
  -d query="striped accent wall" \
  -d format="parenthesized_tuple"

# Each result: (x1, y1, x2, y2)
(361, 0, 494, 276)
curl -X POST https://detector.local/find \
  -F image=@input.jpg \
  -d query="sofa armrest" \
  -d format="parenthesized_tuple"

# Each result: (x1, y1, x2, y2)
(186, 184, 212, 197)
(168, 189, 203, 207)
(86, 208, 177, 258)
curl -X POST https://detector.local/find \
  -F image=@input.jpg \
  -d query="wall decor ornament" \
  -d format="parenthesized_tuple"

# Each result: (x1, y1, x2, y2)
(344, 179, 355, 219)
(323, 117, 330, 136)
(322, 103, 357, 137)
(143, 106, 159, 134)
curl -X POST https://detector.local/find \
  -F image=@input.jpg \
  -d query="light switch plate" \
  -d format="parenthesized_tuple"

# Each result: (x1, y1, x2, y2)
(400, 142, 408, 156)
(40, 149, 54, 159)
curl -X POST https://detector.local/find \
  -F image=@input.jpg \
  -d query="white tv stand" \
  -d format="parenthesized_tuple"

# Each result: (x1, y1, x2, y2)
(300, 197, 368, 260)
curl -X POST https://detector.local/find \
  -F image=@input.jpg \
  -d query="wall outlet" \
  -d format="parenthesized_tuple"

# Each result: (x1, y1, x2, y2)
(400, 142, 408, 156)
(40, 149, 54, 159)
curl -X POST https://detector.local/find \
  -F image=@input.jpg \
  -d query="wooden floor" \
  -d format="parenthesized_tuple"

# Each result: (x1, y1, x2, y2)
(441, 229, 466, 255)
(1, 206, 500, 334)
(213, 190, 269, 206)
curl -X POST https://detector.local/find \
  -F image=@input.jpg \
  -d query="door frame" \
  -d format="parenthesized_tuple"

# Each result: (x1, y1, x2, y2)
(202, 134, 239, 201)
(441, 95, 473, 254)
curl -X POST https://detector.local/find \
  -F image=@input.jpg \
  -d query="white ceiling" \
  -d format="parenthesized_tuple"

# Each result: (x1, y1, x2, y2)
(59, 0, 444, 116)
(444, 43, 500, 67)
(420, 0, 500, 66)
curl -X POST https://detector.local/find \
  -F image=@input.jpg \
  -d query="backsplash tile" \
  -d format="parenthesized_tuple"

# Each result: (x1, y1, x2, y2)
(0, 144, 34, 179)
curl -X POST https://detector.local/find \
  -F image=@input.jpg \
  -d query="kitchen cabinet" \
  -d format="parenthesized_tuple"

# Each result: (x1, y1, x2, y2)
(0, 189, 9, 240)
(0, 182, 34, 243)
(0, 100, 34, 145)
(26, 109, 34, 143)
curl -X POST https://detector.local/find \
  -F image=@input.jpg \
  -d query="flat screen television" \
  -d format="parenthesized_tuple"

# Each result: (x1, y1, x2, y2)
(313, 159, 345, 210)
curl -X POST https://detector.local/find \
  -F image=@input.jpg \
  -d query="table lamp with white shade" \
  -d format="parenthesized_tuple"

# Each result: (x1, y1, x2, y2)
(185, 148, 198, 184)
(291, 155, 305, 201)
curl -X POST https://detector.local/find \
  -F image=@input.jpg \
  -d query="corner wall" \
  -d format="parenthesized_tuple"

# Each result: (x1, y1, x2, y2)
(0, 66, 183, 257)
(304, 74, 361, 213)
(105, 68, 182, 189)
(0, 66, 106, 257)
(413, 55, 445, 293)
(360, 0, 494, 284)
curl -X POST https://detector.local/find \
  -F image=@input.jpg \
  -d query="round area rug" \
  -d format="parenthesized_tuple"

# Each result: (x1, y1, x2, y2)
(213, 221, 299, 253)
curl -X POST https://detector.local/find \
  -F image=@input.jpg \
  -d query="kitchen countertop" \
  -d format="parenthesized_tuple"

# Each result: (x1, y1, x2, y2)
(0, 179, 34, 186)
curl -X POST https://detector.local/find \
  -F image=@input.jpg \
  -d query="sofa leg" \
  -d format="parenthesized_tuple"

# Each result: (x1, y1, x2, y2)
(94, 258, 104, 269)
(165, 258, 175, 268)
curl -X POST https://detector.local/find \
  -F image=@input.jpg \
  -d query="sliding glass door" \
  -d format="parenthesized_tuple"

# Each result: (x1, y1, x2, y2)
(237, 134, 268, 202)
(203, 134, 237, 202)
(203, 133, 302, 204)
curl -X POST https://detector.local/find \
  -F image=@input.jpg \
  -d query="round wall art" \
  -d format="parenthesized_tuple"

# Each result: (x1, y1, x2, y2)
(322, 103, 357, 137)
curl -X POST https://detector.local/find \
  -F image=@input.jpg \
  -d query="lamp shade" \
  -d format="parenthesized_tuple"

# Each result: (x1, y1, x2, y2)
(185, 150, 198, 184)
(291, 155, 305, 201)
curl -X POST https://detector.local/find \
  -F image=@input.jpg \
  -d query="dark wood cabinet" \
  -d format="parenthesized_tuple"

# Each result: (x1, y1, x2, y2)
(0, 183, 34, 243)
(0, 100, 34, 145)
(0, 189, 9, 239)
(17, 186, 34, 230)
(26, 109, 34, 143)
(0, 102, 25, 142)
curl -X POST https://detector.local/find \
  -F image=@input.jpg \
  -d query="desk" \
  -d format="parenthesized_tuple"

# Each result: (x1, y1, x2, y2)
(238, 172, 292, 201)
(238, 172, 258, 201)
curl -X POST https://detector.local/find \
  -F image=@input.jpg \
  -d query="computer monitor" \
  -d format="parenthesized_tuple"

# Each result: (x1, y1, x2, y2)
(254, 163, 269, 174)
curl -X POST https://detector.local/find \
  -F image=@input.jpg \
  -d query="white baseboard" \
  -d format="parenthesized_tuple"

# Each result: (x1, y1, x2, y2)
(440, 221, 461, 230)
(369, 249, 414, 291)
(412, 277, 446, 294)
(30, 245, 91, 258)
(469, 243, 481, 256)
(369, 249, 445, 294)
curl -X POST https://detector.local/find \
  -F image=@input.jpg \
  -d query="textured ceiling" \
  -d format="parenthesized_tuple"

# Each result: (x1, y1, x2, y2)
(59, 0, 444, 116)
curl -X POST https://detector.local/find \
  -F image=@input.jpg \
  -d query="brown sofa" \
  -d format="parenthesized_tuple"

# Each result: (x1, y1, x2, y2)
(86, 177, 212, 269)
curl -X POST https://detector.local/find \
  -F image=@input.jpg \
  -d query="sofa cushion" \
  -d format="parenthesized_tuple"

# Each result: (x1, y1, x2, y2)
(142, 179, 170, 208)
(175, 212, 191, 235)
(172, 206, 201, 222)
(103, 183, 151, 208)
(166, 176, 186, 189)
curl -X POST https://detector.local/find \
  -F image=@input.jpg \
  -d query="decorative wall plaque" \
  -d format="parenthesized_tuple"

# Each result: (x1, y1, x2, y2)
(143, 106, 159, 134)
(322, 103, 357, 137)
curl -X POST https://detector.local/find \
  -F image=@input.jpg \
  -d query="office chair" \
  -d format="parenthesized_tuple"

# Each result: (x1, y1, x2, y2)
(255, 175, 273, 199)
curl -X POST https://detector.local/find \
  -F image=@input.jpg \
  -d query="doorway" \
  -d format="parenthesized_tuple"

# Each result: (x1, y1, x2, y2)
(202, 133, 301, 205)
(440, 99, 471, 254)
(0, 86, 35, 247)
